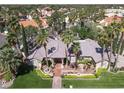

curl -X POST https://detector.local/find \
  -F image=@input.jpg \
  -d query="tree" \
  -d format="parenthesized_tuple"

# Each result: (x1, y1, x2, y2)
(21, 26, 29, 57)
(61, 29, 76, 66)
(36, 29, 49, 67)
(6, 32, 21, 54)
(114, 24, 124, 70)
(47, 9, 65, 34)
(71, 42, 80, 68)
(0, 45, 22, 77)
(97, 31, 110, 66)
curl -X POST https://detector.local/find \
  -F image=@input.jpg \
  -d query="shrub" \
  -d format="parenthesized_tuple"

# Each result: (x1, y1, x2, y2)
(3, 71, 13, 81)
(95, 68, 107, 77)
(77, 58, 92, 65)
(35, 70, 51, 78)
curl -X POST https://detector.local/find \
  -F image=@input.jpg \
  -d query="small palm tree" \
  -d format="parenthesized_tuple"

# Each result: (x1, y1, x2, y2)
(36, 29, 49, 67)
(71, 42, 80, 69)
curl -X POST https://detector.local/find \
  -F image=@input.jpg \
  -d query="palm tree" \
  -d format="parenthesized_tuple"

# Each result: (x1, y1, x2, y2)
(114, 26, 124, 69)
(97, 31, 110, 67)
(61, 29, 76, 66)
(47, 9, 65, 34)
(104, 22, 122, 70)
(6, 31, 21, 53)
(21, 26, 29, 58)
(36, 29, 49, 67)
(71, 42, 80, 68)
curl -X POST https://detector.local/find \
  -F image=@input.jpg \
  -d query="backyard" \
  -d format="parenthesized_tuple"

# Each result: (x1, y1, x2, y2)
(63, 72, 124, 88)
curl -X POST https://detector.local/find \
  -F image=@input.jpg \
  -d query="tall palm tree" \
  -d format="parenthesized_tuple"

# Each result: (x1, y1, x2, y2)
(36, 29, 49, 66)
(97, 31, 110, 67)
(61, 29, 76, 66)
(114, 26, 124, 69)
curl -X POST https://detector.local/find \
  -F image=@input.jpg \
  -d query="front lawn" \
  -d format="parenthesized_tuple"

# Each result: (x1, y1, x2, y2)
(63, 72, 124, 88)
(11, 70, 52, 88)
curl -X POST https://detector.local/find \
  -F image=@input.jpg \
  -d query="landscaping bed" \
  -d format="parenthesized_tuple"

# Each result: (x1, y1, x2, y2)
(63, 69, 124, 88)
(63, 68, 107, 79)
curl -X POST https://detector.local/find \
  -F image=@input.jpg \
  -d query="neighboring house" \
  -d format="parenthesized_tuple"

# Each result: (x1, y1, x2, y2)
(19, 15, 49, 28)
(99, 15, 122, 26)
(19, 19, 39, 28)
(105, 9, 124, 17)
(41, 7, 54, 17)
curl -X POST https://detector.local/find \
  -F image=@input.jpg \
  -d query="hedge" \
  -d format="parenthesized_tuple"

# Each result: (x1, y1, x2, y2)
(95, 68, 107, 78)
(35, 70, 51, 78)
(63, 74, 96, 79)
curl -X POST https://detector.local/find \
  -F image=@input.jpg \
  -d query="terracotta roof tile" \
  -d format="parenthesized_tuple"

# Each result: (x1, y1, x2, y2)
(100, 16, 122, 26)
(19, 19, 39, 28)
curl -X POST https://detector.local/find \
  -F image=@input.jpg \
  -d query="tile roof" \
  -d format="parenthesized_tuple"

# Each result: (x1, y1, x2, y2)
(19, 19, 39, 28)
(75, 39, 115, 63)
(28, 38, 67, 60)
(100, 16, 122, 26)
(19, 18, 48, 28)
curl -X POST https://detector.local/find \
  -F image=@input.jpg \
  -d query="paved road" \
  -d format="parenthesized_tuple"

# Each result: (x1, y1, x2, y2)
(52, 63, 62, 88)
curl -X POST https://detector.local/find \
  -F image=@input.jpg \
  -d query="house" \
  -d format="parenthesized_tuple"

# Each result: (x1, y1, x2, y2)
(116, 55, 124, 69)
(28, 38, 67, 68)
(74, 39, 115, 69)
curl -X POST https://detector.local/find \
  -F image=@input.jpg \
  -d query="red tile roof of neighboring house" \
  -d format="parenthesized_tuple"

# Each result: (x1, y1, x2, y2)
(19, 19, 39, 28)
(100, 16, 122, 26)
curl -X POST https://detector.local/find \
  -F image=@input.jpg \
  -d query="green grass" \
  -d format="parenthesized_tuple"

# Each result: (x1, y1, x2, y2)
(11, 70, 52, 88)
(63, 72, 124, 88)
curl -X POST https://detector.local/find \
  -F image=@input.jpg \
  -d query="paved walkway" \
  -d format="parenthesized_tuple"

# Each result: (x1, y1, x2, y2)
(52, 63, 62, 88)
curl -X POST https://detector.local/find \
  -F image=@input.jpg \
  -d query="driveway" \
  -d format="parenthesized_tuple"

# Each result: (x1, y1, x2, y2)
(52, 63, 62, 88)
